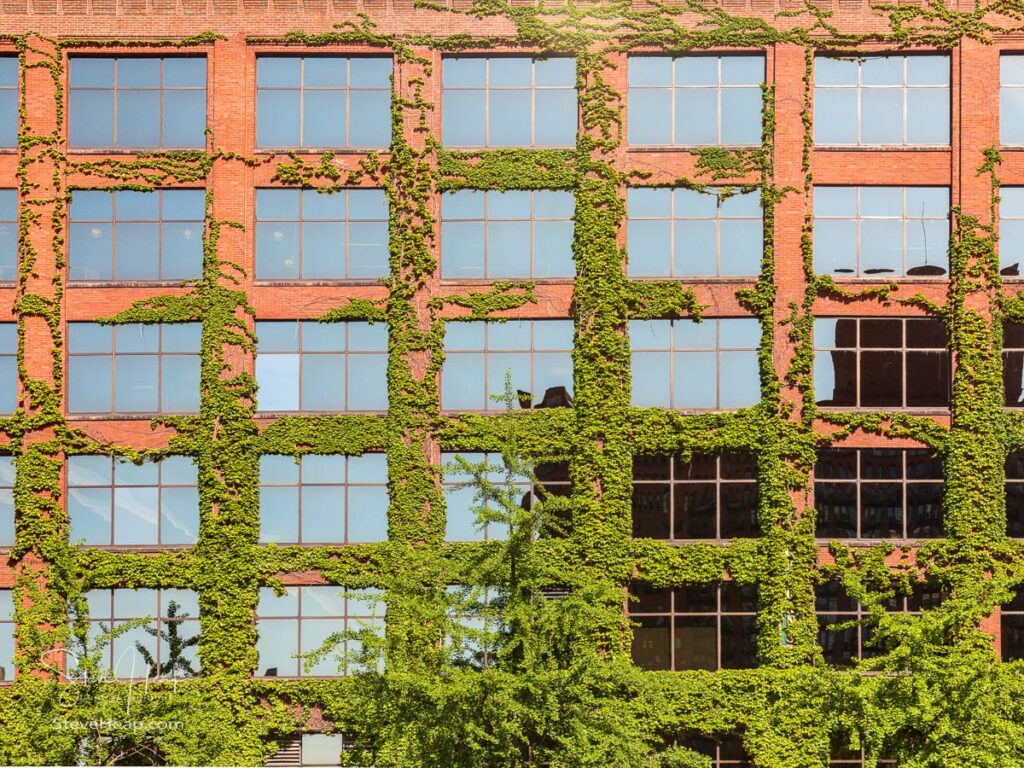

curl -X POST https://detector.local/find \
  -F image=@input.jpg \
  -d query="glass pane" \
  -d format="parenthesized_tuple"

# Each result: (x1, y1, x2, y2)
(347, 485, 388, 542)
(256, 618, 299, 677)
(302, 485, 344, 542)
(260, 486, 299, 543)
(674, 351, 716, 408)
(629, 57, 671, 86)
(676, 220, 716, 276)
(69, 487, 112, 545)
(347, 354, 387, 411)
(676, 87, 717, 144)
(489, 90, 531, 146)
(302, 221, 344, 279)
(814, 219, 857, 274)
(906, 351, 949, 407)
(673, 483, 715, 538)
(627, 220, 671, 277)
(69, 356, 112, 413)
(160, 486, 199, 545)
(349, 90, 392, 148)
(813, 89, 856, 144)
(161, 222, 203, 280)
(535, 89, 577, 147)
(349, 57, 392, 88)
(861, 482, 903, 538)
(442, 90, 485, 146)
(533, 220, 573, 278)
(161, 356, 200, 412)
(815, 349, 856, 407)
(907, 88, 950, 144)
(163, 90, 206, 148)
(257, 90, 301, 147)
(113, 487, 159, 544)
(258, 57, 301, 87)
(1002, 88, 1024, 145)
(256, 354, 300, 411)
(487, 220, 530, 277)
(70, 90, 114, 148)
(70, 222, 113, 281)
(861, 88, 903, 144)
(116, 90, 161, 147)
(721, 87, 762, 145)
(628, 88, 671, 145)
(164, 57, 206, 87)
(860, 351, 902, 407)
(303, 90, 345, 148)
(301, 354, 345, 411)
(115, 222, 160, 280)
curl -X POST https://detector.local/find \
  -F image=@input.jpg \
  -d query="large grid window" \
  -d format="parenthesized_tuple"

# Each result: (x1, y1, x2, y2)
(255, 189, 389, 280)
(67, 456, 199, 547)
(0, 190, 17, 281)
(816, 580, 941, 665)
(256, 586, 383, 677)
(1001, 585, 1024, 661)
(999, 187, 1024, 277)
(0, 324, 15, 415)
(0, 58, 16, 148)
(830, 745, 896, 767)
(255, 321, 387, 413)
(814, 318, 950, 409)
(629, 581, 757, 670)
(81, 589, 199, 679)
(628, 55, 763, 146)
(442, 452, 570, 541)
(441, 320, 574, 412)
(814, 186, 949, 277)
(441, 190, 574, 279)
(632, 453, 759, 540)
(814, 55, 949, 146)
(1002, 56, 1024, 146)
(0, 589, 12, 682)
(256, 57, 392, 150)
(67, 323, 201, 415)
(1003, 322, 1024, 408)
(627, 188, 762, 277)
(259, 454, 388, 544)
(630, 319, 760, 409)
(1007, 452, 1024, 537)
(69, 189, 205, 282)
(69, 57, 206, 149)
(442, 57, 577, 148)
(0, 457, 12, 548)
(676, 736, 752, 768)
(814, 449, 943, 539)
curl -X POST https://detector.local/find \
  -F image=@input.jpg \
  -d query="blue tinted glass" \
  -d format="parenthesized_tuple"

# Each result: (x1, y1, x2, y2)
(534, 320, 573, 350)
(162, 223, 203, 280)
(442, 352, 485, 410)
(674, 351, 716, 408)
(628, 220, 671, 277)
(444, 58, 486, 87)
(71, 58, 114, 87)
(116, 90, 161, 147)
(347, 355, 386, 410)
(347, 485, 388, 542)
(535, 57, 575, 87)
(257, 90, 301, 147)
(488, 221, 530, 277)
(0, 488, 13, 547)
(348, 322, 387, 351)
(348, 222, 389, 278)
(302, 322, 345, 352)
(301, 485, 344, 542)
(349, 453, 387, 483)
(301, 354, 345, 410)
(163, 90, 206, 148)
(162, 323, 201, 353)
(814, 88, 857, 144)
(257, 355, 299, 411)
(0, 91, 16, 148)
(117, 58, 160, 87)
(533, 220, 574, 277)
(490, 58, 532, 87)
(162, 190, 205, 220)
(488, 191, 530, 219)
(69, 487, 112, 545)
(720, 318, 761, 348)
(72, 191, 113, 221)
(70, 90, 114, 147)
(535, 89, 577, 146)
(0, 457, 13, 486)
(68, 356, 112, 413)
(721, 88, 762, 144)
(0, 58, 17, 88)
(164, 58, 206, 87)
(631, 351, 670, 407)
(114, 459, 157, 485)
(115, 223, 159, 280)
(349, 190, 388, 220)
(720, 351, 760, 407)
(442, 90, 485, 146)
(349, 90, 392, 147)
(303, 90, 345, 148)
(161, 456, 196, 485)
(0, 357, 14, 414)
(256, 321, 299, 353)
(488, 321, 531, 350)
(489, 90, 531, 146)
(677, 219, 716, 276)
(256, 222, 300, 279)
(303, 57, 345, 87)
(117, 191, 158, 220)
(302, 190, 343, 220)
(444, 322, 485, 351)
(629, 57, 671, 86)
(629, 320, 671, 350)
(68, 455, 111, 485)
(258, 57, 301, 88)
(629, 88, 672, 145)
(114, 486, 159, 544)
(256, 617, 298, 676)
(721, 56, 764, 85)
(261, 454, 299, 484)
(677, 87, 717, 144)
(302, 455, 345, 484)
(302, 221, 344, 279)
(260, 485, 299, 543)
(443, 191, 485, 219)
(161, 356, 200, 412)
(115, 355, 158, 412)
(70, 222, 113, 281)
(674, 320, 717, 350)
(349, 58, 392, 87)
(815, 57, 857, 86)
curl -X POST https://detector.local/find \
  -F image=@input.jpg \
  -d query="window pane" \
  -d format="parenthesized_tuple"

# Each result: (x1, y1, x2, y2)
(442, 90, 485, 146)
(907, 88, 949, 144)
(861, 88, 903, 144)
(628, 89, 672, 145)
(535, 89, 576, 146)
(257, 90, 301, 147)
(303, 90, 345, 148)
(814, 89, 857, 144)
(676, 88, 717, 144)
(163, 90, 206, 148)
(489, 90, 531, 146)
(720, 87, 762, 144)
(70, 90, 114, 147)
(116, 90, 161, 147)
(349, 90, 392, 148)
(69, 356, 113, 413)
(257, 354, 300, 411)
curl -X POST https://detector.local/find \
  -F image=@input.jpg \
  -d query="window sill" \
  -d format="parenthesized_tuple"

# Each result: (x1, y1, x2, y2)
(252, 279, 386, 287)
(257, 542, 383, 547)
(812, 145, 950, 151)
(73, 544, 196, 552)
(819, 275, 948, 282)
(626, 275, 759, 282)
(68, 413, 199, 420)
(256, 147, 389, 155)
(814, 538, 939, 546)
(440, 145, 576, 152)
(637, 538, 757, 546)
(67, 147, 208, 154)
(68, 281, 196, 288)
(815, 407, 950, 414)
(439, 277, 575, 285)
(626, 144, 762, 152)
(255, 411, 387, 417)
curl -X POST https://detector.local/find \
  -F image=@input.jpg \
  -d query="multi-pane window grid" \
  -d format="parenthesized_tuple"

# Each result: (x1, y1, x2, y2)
(814, 449, 943, 540)
(69, 57, 206, 149)
(256, 586, 383, 677)
(83, 589, 200, 679)
(1001, 56, 1024, 146)
(0, 324, 15, 415)
(632, 453, 759, 541)
(441, 320, 575, 412)
(69, 189, 205, 282)
(0, 589, 13, 682)
(999, 187, 1024, 277)
(629, 318, 761, 410)
(813, 55, 950, 146)
(255, 188, 389, 280)
(441, 57, 577, 148)
(258, 454, 389, 545)
(1001, 584, 1024, 661)
(628, 581, 757, 671)
(440, 190, 575, 279)
(256, 57, 392, 150)
(442, 452, 570, 541)
(67, 323, 201, 415)
(813, 186, 950, 277)
(813, 318, 950, 409)
(1000, 322, 1024, 408)
(815, 580, 941, 665)
(0, 58, 16, 148)
(1006, 452, 1024, 538)
(67, 456, 200, 547)
(676, 736, 752, 768)
(0, 457, 12, 548)
(254, 321, 388, 413)
(0, 190, 16, 281)
(627, 55, 764, 147)
(627, 187, 762, 277)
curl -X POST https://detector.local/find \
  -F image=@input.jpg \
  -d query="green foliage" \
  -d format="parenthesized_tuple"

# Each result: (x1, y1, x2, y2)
(3, 1, 1024, 765)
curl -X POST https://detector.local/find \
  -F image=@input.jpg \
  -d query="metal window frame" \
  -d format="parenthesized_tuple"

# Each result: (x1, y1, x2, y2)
(442, 319, 575, 413)
(67, 322, 202, 416)
(0, 587, 13, 681)
(627, 582, 757, 671)
(69, 57, 207, 150)
(254, 320, 388, 414)
(86, 587, 200, 679)
(813, 185, 951, 277)
(255, 585, 383, 678)
(813, 448, 943, 540)
(813, 317, 951, 409)
(255, 188, 389, 280)
(813, 54, 950, 147)
(69, 188, 205, 282)
(815, 582, 927, 662)
(441, 56, 577, 149)
(440, 189, 575, 279)
(631, 453, 759, 542)
(257, 453, 388, 545)
(629, 318, 761, 410)
(626, 53, 765, 148)
(66, 455, 199, 547)
(255, 55, 393, 150)
(627, 186, 764, 277)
